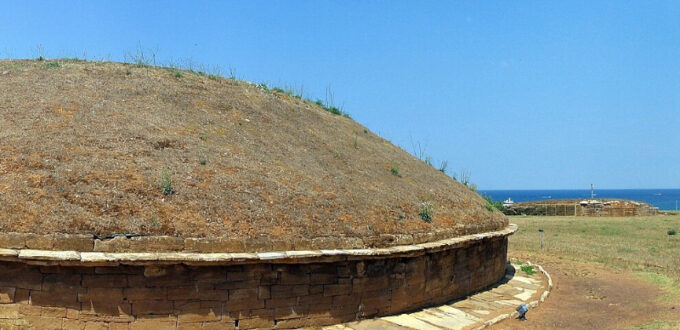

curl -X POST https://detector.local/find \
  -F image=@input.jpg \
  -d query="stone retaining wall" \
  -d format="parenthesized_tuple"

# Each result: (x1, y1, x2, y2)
(0, 225, 505, 253)
(0, 227, 513, 329)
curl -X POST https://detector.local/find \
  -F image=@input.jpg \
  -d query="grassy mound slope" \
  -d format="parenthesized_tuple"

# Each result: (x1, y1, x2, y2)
(0, 59, 507, 240)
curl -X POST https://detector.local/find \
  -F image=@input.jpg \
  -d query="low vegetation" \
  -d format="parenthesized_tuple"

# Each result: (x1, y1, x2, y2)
(390, 163, 400, 177)
(159, 171, 174, 196)
(509, 215, 680, 281)
(520, 264, 536, 275)
(418, 202, 433, 223)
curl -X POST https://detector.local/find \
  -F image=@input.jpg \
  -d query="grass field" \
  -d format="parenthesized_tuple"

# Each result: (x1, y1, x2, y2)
(507, 214, 680, 329)
(509, 214, 680, 279)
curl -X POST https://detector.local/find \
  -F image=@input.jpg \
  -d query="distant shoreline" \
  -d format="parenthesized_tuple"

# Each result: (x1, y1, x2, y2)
(480, 189, 680, 211)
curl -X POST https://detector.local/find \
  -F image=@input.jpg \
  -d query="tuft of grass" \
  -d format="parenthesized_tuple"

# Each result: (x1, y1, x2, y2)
(483, 195, 503, 212)
(418, 202, 433, 223)
(438, 160, 448, 173)
(208, 74, 219, 80)
(328, 106, 342, 115)
(520, 265, 536, 275)
(159, 171, 174, 196)
(45, 61, 61, 68)
(390, 163, 400, 177)
(174, 71, 183, 78)
(667, 229, 676, 236)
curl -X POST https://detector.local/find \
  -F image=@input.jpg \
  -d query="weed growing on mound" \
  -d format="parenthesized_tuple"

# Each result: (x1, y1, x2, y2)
(483, 195, 503, 212)
(159, 170, 174, 196)
(419, 202, 433, 223)
(520, 265, 536, 275)
(390, 163, 400, 177)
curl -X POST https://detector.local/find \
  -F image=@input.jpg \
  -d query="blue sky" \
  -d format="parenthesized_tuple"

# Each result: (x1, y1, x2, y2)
(1, 1, 678, 189)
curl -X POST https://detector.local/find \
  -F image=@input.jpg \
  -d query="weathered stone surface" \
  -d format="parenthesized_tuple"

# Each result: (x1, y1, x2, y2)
(0, 287, 15, 304)
(184, 237, 245, 253)
(0, 233, 27, 249)
(128, 236, 184, 252)
(93, 237, 130, 252)
(52, 234, 94, 251)
(0, 249, 18, 257)
(0, 228, 513, 329)
(18, 249, 80, 261)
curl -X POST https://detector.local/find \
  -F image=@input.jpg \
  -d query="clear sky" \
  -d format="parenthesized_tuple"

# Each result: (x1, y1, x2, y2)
(1, 1, 678, 189)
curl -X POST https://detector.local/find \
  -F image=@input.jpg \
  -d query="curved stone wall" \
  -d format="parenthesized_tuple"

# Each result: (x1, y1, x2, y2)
(0, 225, 514, 329)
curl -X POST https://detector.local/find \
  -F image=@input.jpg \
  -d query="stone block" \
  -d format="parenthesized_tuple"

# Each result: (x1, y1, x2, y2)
(93, 237, 130, 252)
(108, 322, 131, 330)
(132, 300, 174, 315)
(270, 285, 308, 299)
(192, 268, 227, 283)
(22, 316, 63, 329)
(80, 302, 133, 323)
(264, 296, 297, 309)
(215, 280, 259, 290)
(224, 296, 265, 311)
(184, 237, 244, 253)
(24, 234, 54, 250)
(40, 306, 67, 318)
(78, 288, 124, 302)
(237, 316, 274, 329)
(83, 321, 110, 330)
(323, 284, 351, 297)
(31, 289, 80, 308)
(279, 272, 309, 285)
(43, 273, 82, 291)
(298, 294, 333, 306)
(274, 305, 309, 320)
(168, 287, 227, 301)
(128, 236, 184, 252)
(95, 266, 142, 275)
(52, 234, 95, 251)
(131, 315, 177, 330)
(0, 287, 15, 304)
(310, 273, 337, 285)
(176, 306, 220, 323)
(124, 288, 167, 301)
(0, 304, 21, 319)
(82, 275, 128, 288)
(0, 233, 27, 249)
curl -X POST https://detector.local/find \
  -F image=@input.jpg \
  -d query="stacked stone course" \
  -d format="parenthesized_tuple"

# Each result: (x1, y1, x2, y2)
(0, 235, 508, 329)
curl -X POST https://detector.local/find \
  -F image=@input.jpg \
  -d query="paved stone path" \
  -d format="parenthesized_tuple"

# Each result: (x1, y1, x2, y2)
(323, 262, 551, 330)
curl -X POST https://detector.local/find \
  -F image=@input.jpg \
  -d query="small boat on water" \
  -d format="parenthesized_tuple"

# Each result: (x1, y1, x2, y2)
(502, 198, 515, 208)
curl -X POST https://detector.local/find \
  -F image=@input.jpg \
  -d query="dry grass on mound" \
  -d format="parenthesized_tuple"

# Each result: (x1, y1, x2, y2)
(0, 59, 506, 240)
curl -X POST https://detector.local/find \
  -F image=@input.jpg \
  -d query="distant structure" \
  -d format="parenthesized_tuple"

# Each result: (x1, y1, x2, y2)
(503, 199, 659, 217)
(503, 198, 515, 208)
(590, 183, 595, 199)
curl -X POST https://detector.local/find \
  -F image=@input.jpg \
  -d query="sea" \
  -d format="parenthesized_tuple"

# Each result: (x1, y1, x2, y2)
(478, 189, 680, 211)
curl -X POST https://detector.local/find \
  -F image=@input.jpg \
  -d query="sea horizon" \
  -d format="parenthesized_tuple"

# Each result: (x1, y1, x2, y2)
(479, 188, 680, 211)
